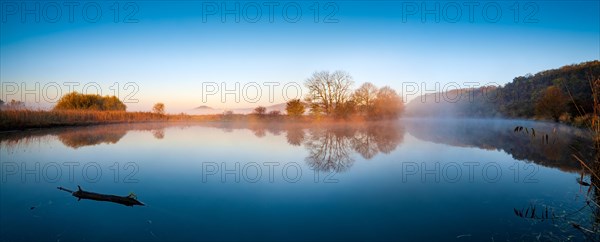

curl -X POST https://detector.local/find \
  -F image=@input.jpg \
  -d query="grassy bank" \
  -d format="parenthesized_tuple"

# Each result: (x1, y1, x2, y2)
(0, 110, 177, 131)
(0, 109, 380, 131)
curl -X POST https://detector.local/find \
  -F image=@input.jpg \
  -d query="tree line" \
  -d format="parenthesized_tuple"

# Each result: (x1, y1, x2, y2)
(48, 92, 165, 115)
(498, 61, 599, 122)
(0, 99, 25, 110)
(254, 70, 404, 120)
(404, 60, 599, 125)
(54, 92, 127, 111)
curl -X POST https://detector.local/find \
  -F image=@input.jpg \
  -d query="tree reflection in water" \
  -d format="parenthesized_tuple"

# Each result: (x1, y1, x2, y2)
(506, 122, 598, 241)
(241, 122, 406, 173)
(58, 128, 127, 149)
(285, 128, 305, 146)
(0, 123, 171, 151)
(152, 129, 165, 139)
(350, 127, 379, 159)
(300, 123, 405, 173)
(252, 127, 266, 138)
(304, 127, 356, 173)
(405, 119, 594, 172)
(58, 125, 167, 148)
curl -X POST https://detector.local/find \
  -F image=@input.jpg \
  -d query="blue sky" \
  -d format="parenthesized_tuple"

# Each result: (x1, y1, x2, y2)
(1, 1, 598, 113)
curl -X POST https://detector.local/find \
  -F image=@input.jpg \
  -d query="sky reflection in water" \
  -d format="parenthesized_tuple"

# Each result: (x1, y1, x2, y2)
(0, 119, 595, 241)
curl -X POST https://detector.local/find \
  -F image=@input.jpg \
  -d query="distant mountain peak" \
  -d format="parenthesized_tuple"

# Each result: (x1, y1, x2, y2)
(194, 105, 214, 110)
(190, 102, 290, 115)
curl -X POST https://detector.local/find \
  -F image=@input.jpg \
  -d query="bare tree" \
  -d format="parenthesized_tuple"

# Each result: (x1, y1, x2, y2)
(305, 70, 354, 116)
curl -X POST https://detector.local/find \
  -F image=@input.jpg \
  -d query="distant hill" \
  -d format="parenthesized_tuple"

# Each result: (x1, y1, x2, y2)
(497, 60, 599, 118)
(405, 60, 600, 119)
(189, 102, 288, 115)
(191, 105, 219, 115)
(405, 86, 500, 118)
(194, 105, 214, 110)
(264, 103, 287, 113)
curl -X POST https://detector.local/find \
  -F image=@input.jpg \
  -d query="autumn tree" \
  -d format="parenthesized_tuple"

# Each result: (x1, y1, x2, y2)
(372, 86, 404, 120)
(54, 92, 126, 111)
(286, 99, 305, 117)
(535, 85, 567, 122)
(352, 82, 378, 115)
(253, 106, 266, 116)
(152, 103, 165, 115)
(309, 103, 323, 120)
(221, 110, 234, 121)
(334, 100, 356, 119)
(305, 70, 354, 116)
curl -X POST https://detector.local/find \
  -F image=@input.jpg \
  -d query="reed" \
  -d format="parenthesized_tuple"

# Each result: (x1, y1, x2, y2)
(0, 109, 171, 131)
(591, 75, 600, 152)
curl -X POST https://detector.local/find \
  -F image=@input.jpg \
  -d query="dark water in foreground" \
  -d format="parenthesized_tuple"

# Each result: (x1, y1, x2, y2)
(0, 119, 596, 241)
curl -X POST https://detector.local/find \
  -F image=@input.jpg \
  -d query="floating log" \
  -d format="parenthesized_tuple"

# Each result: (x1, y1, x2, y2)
(58, 186, 144, 207)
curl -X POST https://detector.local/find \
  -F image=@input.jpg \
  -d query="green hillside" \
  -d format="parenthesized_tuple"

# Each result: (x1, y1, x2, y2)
(405, 60, 600, 123)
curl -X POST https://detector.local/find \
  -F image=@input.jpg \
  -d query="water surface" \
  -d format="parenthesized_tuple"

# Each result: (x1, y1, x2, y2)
(0, 119, 596, 241)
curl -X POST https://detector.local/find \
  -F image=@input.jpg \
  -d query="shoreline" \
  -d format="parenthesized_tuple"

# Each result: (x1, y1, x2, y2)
(1, 110, 592, 133)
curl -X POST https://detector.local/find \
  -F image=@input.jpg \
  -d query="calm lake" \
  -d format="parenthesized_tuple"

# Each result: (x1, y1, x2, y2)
(0, 119, 596, 241)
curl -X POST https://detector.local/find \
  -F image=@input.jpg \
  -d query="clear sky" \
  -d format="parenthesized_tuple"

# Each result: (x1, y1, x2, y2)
(1, 0, 598, 113)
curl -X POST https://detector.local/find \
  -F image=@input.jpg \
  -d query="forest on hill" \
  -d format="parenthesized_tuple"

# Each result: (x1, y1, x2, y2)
(405, 60, 600, 125)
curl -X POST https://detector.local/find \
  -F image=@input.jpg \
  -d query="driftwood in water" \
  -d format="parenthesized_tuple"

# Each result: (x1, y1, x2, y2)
(58, 186, 144, 207)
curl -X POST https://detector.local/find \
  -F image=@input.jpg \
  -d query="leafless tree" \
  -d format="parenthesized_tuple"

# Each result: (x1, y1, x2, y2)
(305, 70, 354, 116)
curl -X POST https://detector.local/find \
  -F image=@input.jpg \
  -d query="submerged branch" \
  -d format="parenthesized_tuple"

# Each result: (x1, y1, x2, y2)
(58, 185, 144, 207)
